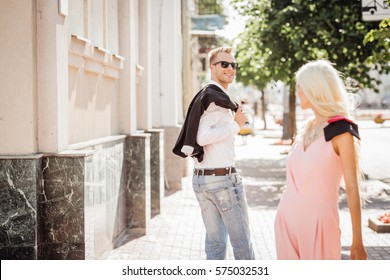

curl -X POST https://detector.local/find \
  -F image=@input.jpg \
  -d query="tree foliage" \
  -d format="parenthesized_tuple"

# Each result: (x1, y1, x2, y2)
(364, 18, 390, 69)
(232, 0, 387, 87)
(231, 0, 389, 138)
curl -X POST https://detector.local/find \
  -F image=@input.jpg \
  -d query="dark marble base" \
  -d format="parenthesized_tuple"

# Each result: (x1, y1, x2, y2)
(38, 243, 85, 260)
(1, 131, 164, 259)
(38, 155, 86, 259)
(0, 156, 41, 260)
(148, 129, 164, 217)
(0, 246, 36, 260)
(125, 133, 151, 235)
(83, 139, 127, 259)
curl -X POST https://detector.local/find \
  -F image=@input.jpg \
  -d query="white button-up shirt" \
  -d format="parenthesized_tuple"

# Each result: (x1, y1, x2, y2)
(194, 80, 240, 169)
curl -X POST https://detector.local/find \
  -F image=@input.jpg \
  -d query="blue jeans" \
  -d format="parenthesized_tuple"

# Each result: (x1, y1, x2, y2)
(192, 172, 255, 260)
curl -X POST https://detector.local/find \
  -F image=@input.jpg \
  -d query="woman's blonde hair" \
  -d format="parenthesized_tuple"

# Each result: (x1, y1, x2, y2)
(296, 60, 365, 200)
(296, 59, 351, 118)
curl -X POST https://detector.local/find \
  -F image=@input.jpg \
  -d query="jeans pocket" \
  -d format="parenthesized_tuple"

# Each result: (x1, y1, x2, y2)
(230, 173, 243, 185)
(207, 187, 233, 212)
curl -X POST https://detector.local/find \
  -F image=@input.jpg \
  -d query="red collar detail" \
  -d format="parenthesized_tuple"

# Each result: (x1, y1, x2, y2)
(327, 115, 354, 124)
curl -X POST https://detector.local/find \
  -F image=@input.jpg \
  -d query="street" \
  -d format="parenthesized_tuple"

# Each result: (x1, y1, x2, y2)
(105, 117, 390, 260)
(358, 120, 390, 182)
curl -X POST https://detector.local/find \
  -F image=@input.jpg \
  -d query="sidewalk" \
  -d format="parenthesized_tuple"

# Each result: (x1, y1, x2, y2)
(105, 130, 390, 260)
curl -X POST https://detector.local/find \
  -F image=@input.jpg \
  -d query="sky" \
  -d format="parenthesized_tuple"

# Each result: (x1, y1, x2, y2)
(215, 0, 246, 40)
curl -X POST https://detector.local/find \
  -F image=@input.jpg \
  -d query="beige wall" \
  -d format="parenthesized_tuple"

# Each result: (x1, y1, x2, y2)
(0, 0, 37, 154)
(0, 0, 184, 154)
(68, 0, 119, 54)
(69, 68, 119, 144)
(68, 0, 85, 37)
(156, 0, 183, 127)
(68, 67, 120, 144)
(68, 0, 121, 144)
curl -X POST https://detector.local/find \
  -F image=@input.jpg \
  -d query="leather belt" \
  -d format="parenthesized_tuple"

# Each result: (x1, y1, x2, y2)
(193, 167, 237, 176)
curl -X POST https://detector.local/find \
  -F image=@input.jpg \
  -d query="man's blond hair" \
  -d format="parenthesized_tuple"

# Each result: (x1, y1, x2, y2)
(208, 47, 234, 65)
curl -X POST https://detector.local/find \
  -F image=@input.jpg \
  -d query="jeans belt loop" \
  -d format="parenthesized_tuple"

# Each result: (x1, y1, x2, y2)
(228, 166, 232, 176)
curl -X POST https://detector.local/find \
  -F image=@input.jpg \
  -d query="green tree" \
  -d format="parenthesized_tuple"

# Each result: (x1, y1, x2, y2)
(234, 3, 272, 129)
(231, 0, 387, 140)
(364, 18, 390, 70)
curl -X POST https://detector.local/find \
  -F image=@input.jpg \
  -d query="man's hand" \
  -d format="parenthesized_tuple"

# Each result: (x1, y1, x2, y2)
(234, 106, 248, 127)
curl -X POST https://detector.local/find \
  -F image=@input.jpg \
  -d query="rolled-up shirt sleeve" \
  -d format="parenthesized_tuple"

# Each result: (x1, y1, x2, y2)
(196, 103, 240, 147)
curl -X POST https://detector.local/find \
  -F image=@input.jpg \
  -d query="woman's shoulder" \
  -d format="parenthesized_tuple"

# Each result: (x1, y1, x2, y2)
(324, 116, 360, 141)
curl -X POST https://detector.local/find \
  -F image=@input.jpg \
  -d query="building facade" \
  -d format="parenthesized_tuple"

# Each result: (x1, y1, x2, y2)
(0, 0, 187, 260)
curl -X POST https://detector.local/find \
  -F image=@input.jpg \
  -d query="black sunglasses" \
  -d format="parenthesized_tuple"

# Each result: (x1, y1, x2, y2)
(213, 61, 239, 70)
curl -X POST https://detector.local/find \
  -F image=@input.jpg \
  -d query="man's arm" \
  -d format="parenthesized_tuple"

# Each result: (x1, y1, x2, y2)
(197, 104, 246, 146)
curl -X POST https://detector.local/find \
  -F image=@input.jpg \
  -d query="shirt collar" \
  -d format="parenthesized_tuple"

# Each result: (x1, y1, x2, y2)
(208, 80, 228, 94)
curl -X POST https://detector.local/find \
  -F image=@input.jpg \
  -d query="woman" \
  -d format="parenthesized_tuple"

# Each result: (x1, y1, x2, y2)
(274, 59, 368, 260)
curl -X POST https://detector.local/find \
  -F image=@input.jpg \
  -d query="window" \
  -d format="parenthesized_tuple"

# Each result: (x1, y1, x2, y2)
(68, 0, 119, 53)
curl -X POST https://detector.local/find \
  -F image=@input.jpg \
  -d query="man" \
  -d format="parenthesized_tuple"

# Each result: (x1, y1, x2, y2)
(173, 47, 255, 260)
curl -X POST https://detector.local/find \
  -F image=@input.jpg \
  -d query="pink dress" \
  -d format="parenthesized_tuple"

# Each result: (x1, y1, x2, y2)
(274, 133, 343, 260)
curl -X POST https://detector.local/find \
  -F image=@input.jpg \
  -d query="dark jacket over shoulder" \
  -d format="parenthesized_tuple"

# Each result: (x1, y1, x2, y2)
(172, 84, 238, 162)
(324, 116, 360, 141)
